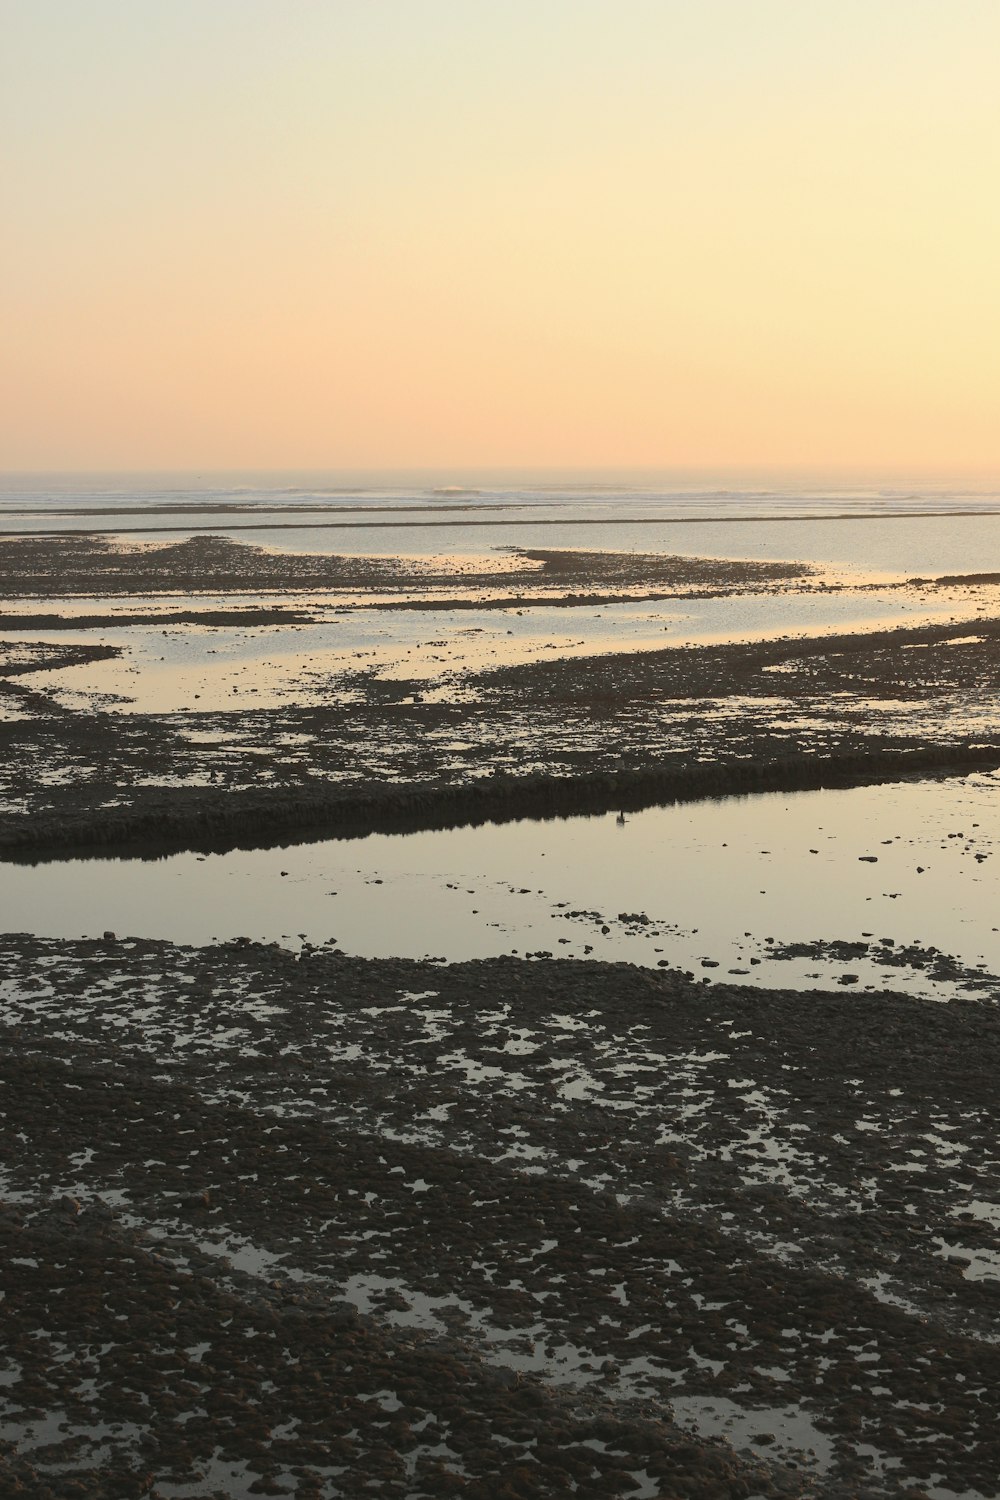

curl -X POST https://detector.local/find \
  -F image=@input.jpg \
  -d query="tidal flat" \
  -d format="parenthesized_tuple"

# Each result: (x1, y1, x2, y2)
(4, 516, 1000, 1498)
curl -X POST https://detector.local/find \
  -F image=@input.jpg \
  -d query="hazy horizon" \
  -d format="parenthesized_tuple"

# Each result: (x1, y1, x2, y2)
(4, 464, 1000, 491)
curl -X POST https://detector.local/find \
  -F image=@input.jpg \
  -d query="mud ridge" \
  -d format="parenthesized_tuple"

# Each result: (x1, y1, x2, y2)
(0, 607, 317, 630)
(5, 740, 1000, 863)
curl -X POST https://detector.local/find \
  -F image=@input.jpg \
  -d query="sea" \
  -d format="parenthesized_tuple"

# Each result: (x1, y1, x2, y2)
(2, 468, 1000, 578)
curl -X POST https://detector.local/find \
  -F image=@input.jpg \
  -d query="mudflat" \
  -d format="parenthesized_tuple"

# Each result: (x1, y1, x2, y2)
(4, 533, 1000, 1497)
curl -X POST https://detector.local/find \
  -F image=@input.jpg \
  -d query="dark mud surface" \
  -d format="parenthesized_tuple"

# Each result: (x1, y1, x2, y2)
(4, 938, 1000, 1497)
(768, 938, 1000, 996)
(0, 611, 317, 632)
(0, 642, 121, 680)
(0, 536, 810, 601)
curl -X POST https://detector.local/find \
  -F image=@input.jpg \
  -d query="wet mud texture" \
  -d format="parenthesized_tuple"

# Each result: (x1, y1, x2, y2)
(769, 937, 1000, 996)
(3, 939, 1000, 1497)
(5, 936, 1000, 1488)
(4, 615, 1000, 856)
(0, 610, 317, 632)
(0, 535, 809, 600)
(0, 641, 120, 680)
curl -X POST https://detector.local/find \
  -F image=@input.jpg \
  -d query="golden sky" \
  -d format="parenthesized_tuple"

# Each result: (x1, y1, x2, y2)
(3, 1, 999, 473)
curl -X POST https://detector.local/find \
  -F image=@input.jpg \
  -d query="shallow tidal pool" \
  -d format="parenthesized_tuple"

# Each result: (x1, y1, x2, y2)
(4, 770, 1000, 1002)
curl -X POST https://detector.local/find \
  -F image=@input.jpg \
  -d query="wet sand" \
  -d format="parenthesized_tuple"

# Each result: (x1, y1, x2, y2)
(4, 533, 1000, 1497)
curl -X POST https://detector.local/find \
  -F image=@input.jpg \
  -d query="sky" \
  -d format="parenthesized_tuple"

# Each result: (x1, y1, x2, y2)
(2, 1, 999, 475)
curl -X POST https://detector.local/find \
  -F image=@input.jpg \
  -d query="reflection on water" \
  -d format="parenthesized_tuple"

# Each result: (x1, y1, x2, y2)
(4, 773, 1000, 1002)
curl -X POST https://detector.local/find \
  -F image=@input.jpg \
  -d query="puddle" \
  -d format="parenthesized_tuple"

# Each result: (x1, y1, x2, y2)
(670, 1393, 836, 1470)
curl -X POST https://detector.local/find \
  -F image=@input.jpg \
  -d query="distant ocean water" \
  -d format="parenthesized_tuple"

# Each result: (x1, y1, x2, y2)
(2, 470, 1000, 577)
(2, 469, 1000, 517)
